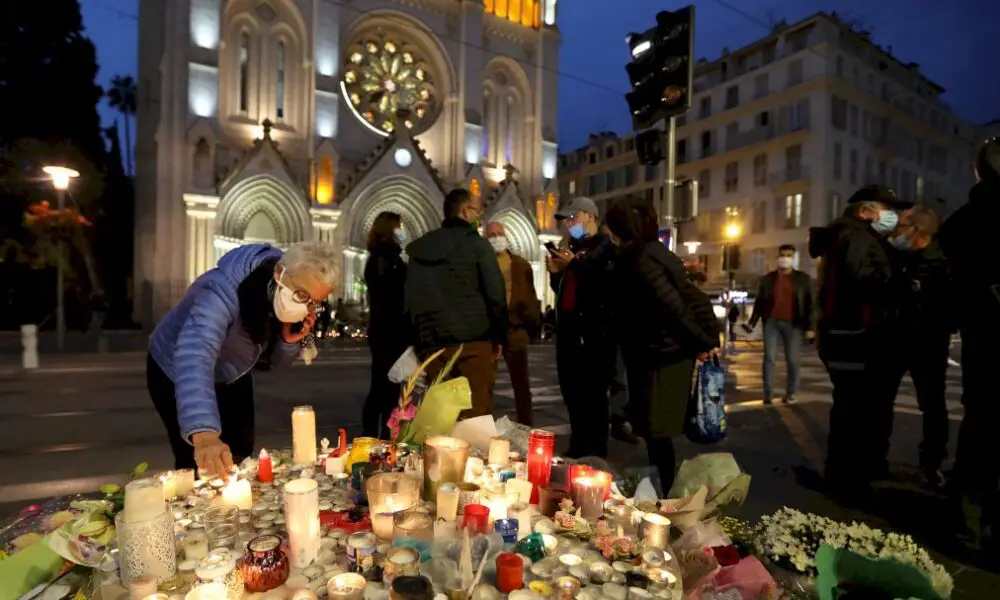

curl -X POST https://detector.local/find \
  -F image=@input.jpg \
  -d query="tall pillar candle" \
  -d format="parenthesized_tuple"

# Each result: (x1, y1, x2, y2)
(639, 513, 671, 550)
(291, 406, 318, 466)
(487, 438, 511, 468)
(284, 478, 321, 568)
(436, 483, 460, 522)
(422, 437, 470, 501)
(526, 430, 555, 504)
(124, 478, 166, 523)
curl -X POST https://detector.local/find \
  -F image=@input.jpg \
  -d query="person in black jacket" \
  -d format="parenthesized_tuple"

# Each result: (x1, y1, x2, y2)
(362, 211, 409, 437)
(885, 204, 951, 488)
(605, 198, 720, 491)
(938, 136, 1000, 550)
(405, 188, 507, 419)
(748, 245, 814, 404)
(547, 196, 617, 458)
(808, 185, 914, 501)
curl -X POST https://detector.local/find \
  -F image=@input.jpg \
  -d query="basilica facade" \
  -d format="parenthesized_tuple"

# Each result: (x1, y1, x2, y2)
(133, 0, 562, 327)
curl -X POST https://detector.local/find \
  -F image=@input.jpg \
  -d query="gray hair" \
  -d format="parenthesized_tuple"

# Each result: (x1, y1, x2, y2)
(278, 241, 340, 289)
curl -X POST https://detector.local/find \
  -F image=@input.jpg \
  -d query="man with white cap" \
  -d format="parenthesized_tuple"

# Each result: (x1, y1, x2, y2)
(547, 196, 618, 458)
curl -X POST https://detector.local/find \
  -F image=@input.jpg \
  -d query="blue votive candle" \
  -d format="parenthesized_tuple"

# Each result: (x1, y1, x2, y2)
(494, 518, 519, 544)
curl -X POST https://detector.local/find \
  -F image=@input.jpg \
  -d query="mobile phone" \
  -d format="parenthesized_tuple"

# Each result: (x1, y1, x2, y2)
(544, 242, 558, 254)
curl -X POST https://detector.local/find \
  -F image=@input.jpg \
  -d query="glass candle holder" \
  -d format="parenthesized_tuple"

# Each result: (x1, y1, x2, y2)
(549, 459, 570, 491)
(462, 504, 490, 535)
(493, 518, 518, 544)
(185, 582, 228, 600)
(346, 437, 380, 473)
(291, 405, 318, 466)
(495, 552, 524, 593)
(526, 430, 555, 504)
(383, 546, 421, 588)
(456, 483, 480, 512)
(284, 478, 321, 568)
(390, 575, 435, 600)
(366, 472, 421, 516)
(393, 510, 434, 541)
(571, 476, 609, 521)
(327, 572, 366, 600)
(202, 505, 240, 551)
(373, 512, 396, 541)
(422, 436, 470, 501)
(115, 509, 177, 583)
(242, 534, 289, 592)
(194, 549, 244, 600)
(638, 513, 671, 550)
(538, 486, 567, 518)
(184, 530, 210, 561)
(487, 438, 511, 468)
(436, 482, 460, 522)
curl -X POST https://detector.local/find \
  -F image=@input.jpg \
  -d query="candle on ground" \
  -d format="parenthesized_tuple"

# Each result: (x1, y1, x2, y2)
(258, 449, 273, 483)
(639, 513, 671, 550)
(221, 477, 253, 511)
(436, 483, 460, 522)
(505, 479, 532, 505)
(285, 478, 321, 568)
(159, 471, 177, 501)
(291, 406, 318, 466)
(487, 438, 511, 468)
(123, 478, 166, 523)
(373, 512, 395, 540)
(175, 469, 196, 497)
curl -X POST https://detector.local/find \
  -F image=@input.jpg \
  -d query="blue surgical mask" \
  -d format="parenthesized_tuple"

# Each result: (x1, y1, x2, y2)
(889, 235, 912, 250)
(568, 223, 587, 240)
(393, 229, 407, 245)
(871, 210, 899, 235)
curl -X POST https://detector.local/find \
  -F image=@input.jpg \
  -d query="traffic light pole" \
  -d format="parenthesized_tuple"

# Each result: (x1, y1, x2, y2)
(664, 116, 677, 235)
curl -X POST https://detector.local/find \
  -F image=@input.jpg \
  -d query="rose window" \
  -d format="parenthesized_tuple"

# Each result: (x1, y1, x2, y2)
(342, 35, 437, 135)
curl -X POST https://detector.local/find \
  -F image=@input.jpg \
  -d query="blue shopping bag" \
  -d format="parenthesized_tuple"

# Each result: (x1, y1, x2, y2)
(685, 355, 727, 444)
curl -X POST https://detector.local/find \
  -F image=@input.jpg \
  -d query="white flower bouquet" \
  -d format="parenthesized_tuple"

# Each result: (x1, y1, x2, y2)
(755, 507, 953, 599)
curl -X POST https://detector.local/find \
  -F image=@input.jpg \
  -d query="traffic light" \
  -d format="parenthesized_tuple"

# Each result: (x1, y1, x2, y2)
(723, 244, 742, 272)
(624, 6, 695, 130)
(635, 129, 663, 165)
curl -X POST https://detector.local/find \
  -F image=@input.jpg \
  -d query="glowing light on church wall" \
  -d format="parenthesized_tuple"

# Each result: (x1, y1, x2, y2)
(316, 90, 338, 138)
(316, 157, 335, 205)
(189, 63, 218, 118)
(315, 1, 339, 76)
(484, 0, 541, 28)
(543, 0, 557, 25)
(541, 141, 558, 179)
(190, 0, 220, 49)
(465, 123, 483, 165)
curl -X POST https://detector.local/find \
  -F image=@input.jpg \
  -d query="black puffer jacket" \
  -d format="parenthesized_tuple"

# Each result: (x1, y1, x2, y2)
(895, 241, 954, 341)
(614, 241, 720, 367)
(364, 241, 408, 350)
(405, 218, 507, 351)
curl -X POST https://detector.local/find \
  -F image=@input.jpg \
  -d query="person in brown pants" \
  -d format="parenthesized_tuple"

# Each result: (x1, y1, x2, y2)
(485, 222, 542, 425)
(405, 188, 508, 419)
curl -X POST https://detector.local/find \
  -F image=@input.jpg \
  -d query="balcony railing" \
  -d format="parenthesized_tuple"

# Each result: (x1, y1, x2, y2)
(769, 166, 811, 187)
(724, 114, 811, 153)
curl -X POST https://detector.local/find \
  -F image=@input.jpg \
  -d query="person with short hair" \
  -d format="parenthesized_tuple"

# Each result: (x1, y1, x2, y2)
(748, 244, 814, 404)
(405, 188, 507, 418)
(147, 241, 338, 476)
(808, 184, 914, 501)
(361, 211, 410, 437)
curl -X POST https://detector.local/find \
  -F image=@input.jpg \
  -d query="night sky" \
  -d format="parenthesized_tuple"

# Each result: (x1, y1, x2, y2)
(82, 0, 998, 154)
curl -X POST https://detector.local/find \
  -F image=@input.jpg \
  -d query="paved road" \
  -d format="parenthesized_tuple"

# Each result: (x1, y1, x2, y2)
(0, 343, 994, 597)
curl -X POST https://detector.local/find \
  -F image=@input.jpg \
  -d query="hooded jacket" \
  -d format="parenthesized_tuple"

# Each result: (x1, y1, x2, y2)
(404, 217, 508, 351)
(148, 244, 299, 441)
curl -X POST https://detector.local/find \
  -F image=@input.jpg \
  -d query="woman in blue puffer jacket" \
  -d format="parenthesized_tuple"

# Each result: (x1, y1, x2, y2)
(147, 242, 339, 476)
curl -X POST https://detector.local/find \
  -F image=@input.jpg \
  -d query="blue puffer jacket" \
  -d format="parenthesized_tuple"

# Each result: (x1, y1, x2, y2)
(148, 244, 300, 442)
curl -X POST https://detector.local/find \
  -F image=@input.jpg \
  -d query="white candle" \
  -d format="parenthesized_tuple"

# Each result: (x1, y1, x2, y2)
(159, 471, 178, 501)
(505, 479, 532, 505)
(175, 469, 196, 497)
(436, 482, 460, 522)
(325, 453, 348, 475)
(124, 478, 166, 523)
(483, 489, 509, 521)
(285, 478, 321, 568)
(464, 456, 485, 483)
(373, 512, 395, 540)
(639, 513, 671, 550)
(184, 531, 209, 561)
(292, 406, 318, 466)
(487, 438, 511, 468)
(221, 477, 253, 511)
(510, 502, 533, 540)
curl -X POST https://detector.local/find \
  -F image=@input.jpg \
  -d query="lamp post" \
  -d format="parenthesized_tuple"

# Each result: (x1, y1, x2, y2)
(42, 165, 80, 353)
(722, 222, 742, 355)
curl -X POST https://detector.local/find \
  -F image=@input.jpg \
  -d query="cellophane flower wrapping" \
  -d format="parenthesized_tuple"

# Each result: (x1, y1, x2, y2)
(388, 347, 472, 445)
(815, 544, 946, 600)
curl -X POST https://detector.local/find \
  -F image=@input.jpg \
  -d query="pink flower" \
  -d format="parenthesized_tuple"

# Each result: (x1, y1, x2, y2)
(386, 402, 417, 440)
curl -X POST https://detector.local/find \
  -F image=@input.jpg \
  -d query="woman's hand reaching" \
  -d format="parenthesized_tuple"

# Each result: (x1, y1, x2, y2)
(192, 431, 234, 478)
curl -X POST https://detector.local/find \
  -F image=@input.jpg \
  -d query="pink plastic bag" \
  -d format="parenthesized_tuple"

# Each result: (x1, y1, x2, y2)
(686, 556, 778, 600)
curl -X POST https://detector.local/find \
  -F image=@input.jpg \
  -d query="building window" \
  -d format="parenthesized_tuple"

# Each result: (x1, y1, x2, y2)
(835, 55, 844, 77)
(605, 145, 615, 159)
(752, 200, 767, 233)
(587, 174, 600, 195)
(315, 156, 334, 204)
(756, 111, 770, 128)
(724, 161, 739, 193)
(725, 122, 739, 150)
(833, 143, 842, 180)
(725, 85, 739, 109)
(753, 153, 768, 186)
(864, 154, 873, 183)
(753, 73, 769, 98)
(699, 96, 711, 118)
(676, 138, 687, 164)
(849, 105, 859, 137)
(588, 152, 596, 164)
(785, 144, 802, 177)
(606, 169, 616, 190)
(275, 41, 286, 119)
(546, 192, 557, 230)
(239, 32, 250, 113)
(827, 192, 841, 222)
(700, 130, 713, 158)
(624, 165, 636, 187)
(787, 59, 803, 86)
(698, 168, 711, 198)
(849, 148, 858, 185)
(784, 193, 803, 229)
(568, 180, 576, 194)
(644, 164, 658, 182)
(831, 96, 847, 130)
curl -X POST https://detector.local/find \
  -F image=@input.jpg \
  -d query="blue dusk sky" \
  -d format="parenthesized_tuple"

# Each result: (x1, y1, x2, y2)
(82, 0, 998, 154)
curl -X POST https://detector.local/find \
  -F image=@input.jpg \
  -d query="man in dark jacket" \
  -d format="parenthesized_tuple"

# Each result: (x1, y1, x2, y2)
(808, 184, 913, 500)
(748, 244, 814, 404)
(405, 188, 508, 418)
(885, 204, 952, 488)
(548, 196, 617, 458)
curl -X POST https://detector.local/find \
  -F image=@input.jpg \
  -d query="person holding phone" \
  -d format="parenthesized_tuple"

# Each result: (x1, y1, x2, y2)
(146, 242, 338, 476)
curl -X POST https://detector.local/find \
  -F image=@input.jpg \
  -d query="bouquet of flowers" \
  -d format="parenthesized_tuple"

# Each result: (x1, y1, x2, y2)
(387, 347, 471, 443)
(755, 507, 953, 599)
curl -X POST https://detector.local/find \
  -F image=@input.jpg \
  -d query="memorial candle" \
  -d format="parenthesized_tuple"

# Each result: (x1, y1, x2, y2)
(487, 438, 511, 468)
(284, 478, 321, 568)
(221, 477, 253, 511)
(258, 449, 273, 483)
(526, 429, 555, 504)
(124, 478, 166, 523)
(175, 469, 196, 497)
(436, 483, 460, 522)
(291, 406, 317, 466)
(571, 476, 605, 521)
(505, 479, 533, 505)
(159, 471, 177, 501)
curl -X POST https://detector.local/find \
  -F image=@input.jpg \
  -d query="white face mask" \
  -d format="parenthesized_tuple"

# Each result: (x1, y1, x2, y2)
(489, 236, 509, 254)
(777, 256, 794, 270)
(273, 272, 310, 323)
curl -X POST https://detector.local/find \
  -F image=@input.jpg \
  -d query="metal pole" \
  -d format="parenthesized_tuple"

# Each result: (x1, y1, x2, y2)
(664, 116, 677, 220)
(56, 188, 65, 353)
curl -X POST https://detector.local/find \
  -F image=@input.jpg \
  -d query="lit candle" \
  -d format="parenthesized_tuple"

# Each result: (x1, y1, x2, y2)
(571, 477, 604, 521)
(488, 438, 511, 468)
(422, 436, 470, 501)
(175, 469, 196, 497)
(184, 582, 228, 600)
(639, 513, 671, 550)
(124, 478, 166, 523)
(436, 482, 460, 522)
(258, 449, 273, 483)
(284, 478, 321, 568)
(464, 456, 485, 483)
(184, 531, 210, 561)
(392, 510, 434, 541)
(291, 406, 318, 466)
(221, 477, 253, 511)
(526, 430, 555, 504)
(483, 489, 509, 521)
(327, 573, 366, 600)
(373, 512, 395, 540)
(160, 471, 178, 501)
(505, 479, 532, 505)
(509, 502, 533, 540)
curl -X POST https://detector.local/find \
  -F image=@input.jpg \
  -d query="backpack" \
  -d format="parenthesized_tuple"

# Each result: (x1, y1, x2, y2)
(685, 355, 727, 444)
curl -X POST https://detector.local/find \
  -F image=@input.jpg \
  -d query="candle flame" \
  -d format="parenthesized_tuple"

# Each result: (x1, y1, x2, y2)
(259, 448, 270, 460)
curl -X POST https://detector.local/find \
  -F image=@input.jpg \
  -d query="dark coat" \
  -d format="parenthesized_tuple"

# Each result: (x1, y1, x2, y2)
(364, 241, 408, 351)
(550, 234, 617, 347)
(895, 241, 953, 342)
(749, 269, 814, 330)
(503, 251, 542, 349)
(405, 218, 508, 351)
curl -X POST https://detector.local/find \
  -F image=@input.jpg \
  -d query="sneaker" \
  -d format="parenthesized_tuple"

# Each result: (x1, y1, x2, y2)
(610, 420, 642, 444)
(782, 394, 796, 404)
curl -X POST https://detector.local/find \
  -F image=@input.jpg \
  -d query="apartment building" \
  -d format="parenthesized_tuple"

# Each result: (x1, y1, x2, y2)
(557, 132, 668, 219)
(669, 11, 977, 281)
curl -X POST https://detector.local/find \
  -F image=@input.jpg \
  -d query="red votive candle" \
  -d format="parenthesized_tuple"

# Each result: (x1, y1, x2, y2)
(462, 504, 490, 535)
(568, 464, 592, 486)
(258, 449, 273, 483)
(593, 470, 613, 500)
(495, 552, 524, 593)
(526, 429, 555, 504)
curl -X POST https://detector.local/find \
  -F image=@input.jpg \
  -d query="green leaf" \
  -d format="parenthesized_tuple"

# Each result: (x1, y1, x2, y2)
(132, 462, 148, 476)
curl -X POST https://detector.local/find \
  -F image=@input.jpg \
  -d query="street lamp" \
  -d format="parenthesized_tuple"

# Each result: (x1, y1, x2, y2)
(721, 221, 742, 355)
(42, 165, 80, 353)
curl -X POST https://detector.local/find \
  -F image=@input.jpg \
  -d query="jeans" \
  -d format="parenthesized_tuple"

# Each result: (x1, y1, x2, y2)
(762, 319, 802, 400)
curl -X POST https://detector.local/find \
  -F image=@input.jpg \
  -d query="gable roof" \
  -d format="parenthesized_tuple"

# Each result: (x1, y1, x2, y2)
(340, 125, 449, 200)
(217, 119, 304, 198)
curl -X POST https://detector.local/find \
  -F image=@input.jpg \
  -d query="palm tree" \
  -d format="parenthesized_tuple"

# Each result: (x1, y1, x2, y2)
(107, 74, 137, 176)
